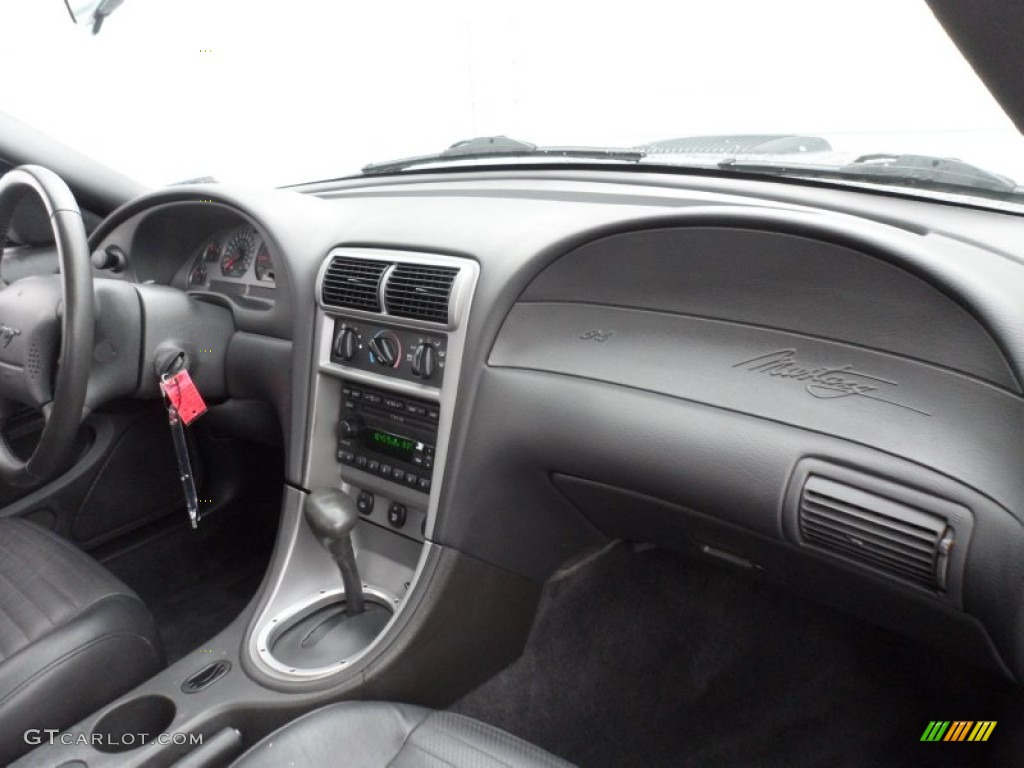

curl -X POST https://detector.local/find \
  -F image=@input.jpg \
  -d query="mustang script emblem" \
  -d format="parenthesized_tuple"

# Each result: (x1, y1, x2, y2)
(732, 349, 930, 416)
(0, 325, 20, 349)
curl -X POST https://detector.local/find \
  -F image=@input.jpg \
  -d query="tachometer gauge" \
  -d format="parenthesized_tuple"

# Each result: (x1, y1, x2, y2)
(188, 254, 207, 287)
(254, 243, 275, 282)
(220, 229, 256, 277)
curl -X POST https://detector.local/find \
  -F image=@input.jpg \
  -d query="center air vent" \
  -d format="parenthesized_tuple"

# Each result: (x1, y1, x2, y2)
(321, 256, 389, 311)
(384, 264, 459, 324)
(798, 475, 954, 592)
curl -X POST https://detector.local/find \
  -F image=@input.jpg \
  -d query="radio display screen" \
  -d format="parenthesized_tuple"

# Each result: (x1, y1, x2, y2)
(363, 429, 418, 463)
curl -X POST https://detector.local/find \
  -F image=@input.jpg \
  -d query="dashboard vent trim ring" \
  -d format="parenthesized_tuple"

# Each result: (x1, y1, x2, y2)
(321, 256, 390, 312)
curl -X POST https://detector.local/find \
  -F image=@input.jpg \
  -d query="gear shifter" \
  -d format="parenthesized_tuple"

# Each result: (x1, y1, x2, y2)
(304, 488, 365, 615)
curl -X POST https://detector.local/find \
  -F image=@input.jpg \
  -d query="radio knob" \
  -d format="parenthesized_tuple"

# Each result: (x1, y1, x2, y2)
(368, 333, 399, 367)
(333, 326, 358, 361)
(337, 420, 358, 439)
(411, 342, 438, 379)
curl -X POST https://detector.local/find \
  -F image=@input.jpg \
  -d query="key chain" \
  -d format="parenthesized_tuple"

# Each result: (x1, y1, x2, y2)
(159, 357, 208, 529)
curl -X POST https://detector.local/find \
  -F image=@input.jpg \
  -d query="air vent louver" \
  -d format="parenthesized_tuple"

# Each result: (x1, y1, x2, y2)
(799, 476, 953, 591)
(321, 257, 389, 311)
(384, 264, 459, 324)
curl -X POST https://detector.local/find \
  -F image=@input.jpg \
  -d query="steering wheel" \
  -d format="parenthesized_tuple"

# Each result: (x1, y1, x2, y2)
(0, 166, 94, 486)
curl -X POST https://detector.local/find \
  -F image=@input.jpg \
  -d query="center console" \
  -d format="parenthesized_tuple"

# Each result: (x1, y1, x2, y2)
(246, 247, 478, 682)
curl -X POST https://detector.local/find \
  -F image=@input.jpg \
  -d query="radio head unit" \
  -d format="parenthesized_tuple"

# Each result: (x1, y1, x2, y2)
(336, 381, 437, 494)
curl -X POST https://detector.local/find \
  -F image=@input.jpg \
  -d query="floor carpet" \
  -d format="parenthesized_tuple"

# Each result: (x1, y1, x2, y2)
(453, 543, 1010, 768)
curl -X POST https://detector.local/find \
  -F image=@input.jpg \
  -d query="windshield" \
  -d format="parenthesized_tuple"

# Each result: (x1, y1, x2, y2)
(3, 0, 1023, 201)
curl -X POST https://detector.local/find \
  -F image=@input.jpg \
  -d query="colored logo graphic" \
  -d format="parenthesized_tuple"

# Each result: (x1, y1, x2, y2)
(921, 721, 996, 742)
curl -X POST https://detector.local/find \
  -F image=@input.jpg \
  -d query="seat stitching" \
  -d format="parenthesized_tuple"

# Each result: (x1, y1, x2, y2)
(386, 708, 435, 768)
(413, 716, 522, 768)
(0, 630, 160, 709)
(0, 562, 45, 650)
(0, 524, 80, 617)
(398, 740, 459, 768)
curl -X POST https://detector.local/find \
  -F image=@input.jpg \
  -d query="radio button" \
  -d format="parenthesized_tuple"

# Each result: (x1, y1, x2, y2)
(384, 398, 404, 411)
(367, 460, 380, 473)
(337, 450, 355, 465)
(403, 473, 419, 487)
(427, 408, 440, 421)
(355, 456, 368, 469)
(364, 393, 382, 405)
(417, 477, 431, 492)
(379, 463, 392, 477)
(392, 468, 405, 482)
(406, 405, 427, 417)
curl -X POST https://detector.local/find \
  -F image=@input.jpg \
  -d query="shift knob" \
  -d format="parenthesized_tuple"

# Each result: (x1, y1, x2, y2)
(306, 487, 360, 541)
(305, 488, 365, 615)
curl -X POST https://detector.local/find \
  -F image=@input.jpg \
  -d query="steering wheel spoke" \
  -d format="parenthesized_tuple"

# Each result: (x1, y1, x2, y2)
(0, 166, 93, 486)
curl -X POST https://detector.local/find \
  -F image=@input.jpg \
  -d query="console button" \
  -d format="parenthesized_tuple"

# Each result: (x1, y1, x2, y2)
(367, 460, 380, 473)
(392, 468, 405, 482)
(364, 393, 382, 405)
(355, 455, 368, 469)
(418, 477, 431, 492)
(337, 450, 355, 465)
(379, 463, 392, 477)
(356, 491, 374, 515)
(427, 408, 440, 421)
(387, 503, 407, 529)
(406, 405, 427, 417)
(384, 398, 404, 411)
(403, 472, 419, 487)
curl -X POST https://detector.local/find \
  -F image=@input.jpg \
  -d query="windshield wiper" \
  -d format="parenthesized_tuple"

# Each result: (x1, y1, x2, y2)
(362, 135, 646, 175)
(714, 153, 1023, 200)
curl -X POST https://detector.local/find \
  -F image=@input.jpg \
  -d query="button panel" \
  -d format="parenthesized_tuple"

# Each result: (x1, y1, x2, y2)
(336, 381, 438, 495)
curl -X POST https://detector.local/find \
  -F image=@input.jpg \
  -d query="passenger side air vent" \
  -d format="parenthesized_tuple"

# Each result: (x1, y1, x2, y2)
(321, 256, 389, 311)
(384, 264, 459, 324)
(799, 475, 954, 592)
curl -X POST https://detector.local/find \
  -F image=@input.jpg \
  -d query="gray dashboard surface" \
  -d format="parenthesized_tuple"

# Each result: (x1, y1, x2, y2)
(89, 169, 1024, 679)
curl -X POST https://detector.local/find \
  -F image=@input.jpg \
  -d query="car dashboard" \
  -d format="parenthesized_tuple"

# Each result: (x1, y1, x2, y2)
(60, 166, 1024, 745)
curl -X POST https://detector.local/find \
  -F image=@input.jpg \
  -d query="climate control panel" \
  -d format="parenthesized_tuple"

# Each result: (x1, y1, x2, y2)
(330, 318, 447, 385)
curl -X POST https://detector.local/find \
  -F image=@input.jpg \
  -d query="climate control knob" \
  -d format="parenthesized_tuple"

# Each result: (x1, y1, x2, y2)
(411, 342, 438, 380)
(368, 333, 400, 368)
(333, 325, 358, 361)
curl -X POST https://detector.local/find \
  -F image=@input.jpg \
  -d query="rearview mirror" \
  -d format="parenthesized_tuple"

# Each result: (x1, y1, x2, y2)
(63, 0, 125, 35)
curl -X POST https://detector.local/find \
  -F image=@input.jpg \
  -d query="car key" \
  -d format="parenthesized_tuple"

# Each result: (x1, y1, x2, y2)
(160, 368, 207, 529)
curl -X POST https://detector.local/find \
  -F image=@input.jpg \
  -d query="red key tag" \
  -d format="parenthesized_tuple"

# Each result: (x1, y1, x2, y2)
(159, 370, 208, 425)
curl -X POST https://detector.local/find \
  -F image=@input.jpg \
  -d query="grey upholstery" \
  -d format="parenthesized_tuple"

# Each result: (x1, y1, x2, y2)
(232, 701, 575, 768)
(0, 517, 163, 764)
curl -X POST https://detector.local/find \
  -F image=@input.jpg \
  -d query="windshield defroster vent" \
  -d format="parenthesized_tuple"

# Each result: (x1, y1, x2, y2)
(798, 475, 954, 592)
(321, 256, 389, 312)
(384, 264, 459, 324)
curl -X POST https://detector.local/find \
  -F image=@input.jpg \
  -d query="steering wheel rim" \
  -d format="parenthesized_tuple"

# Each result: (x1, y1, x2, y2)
(0, 165, 94, 486)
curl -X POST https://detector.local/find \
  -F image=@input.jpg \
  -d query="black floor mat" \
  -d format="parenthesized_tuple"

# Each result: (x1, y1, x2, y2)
(453, 544, 1010, 768)
(100, 497, 278, 664)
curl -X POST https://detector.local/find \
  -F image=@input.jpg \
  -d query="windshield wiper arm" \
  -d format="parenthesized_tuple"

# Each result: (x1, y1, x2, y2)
(362, 135, 646, 175)
(715, 153, 1022, 199)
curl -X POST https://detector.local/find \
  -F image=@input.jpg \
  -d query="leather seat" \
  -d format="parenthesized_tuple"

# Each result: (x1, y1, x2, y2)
(233, 701, 574, 768)
(0, 517, 163, 764)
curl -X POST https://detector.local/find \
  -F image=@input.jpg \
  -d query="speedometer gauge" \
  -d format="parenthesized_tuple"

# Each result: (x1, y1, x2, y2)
(220, 229, 256, 277)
